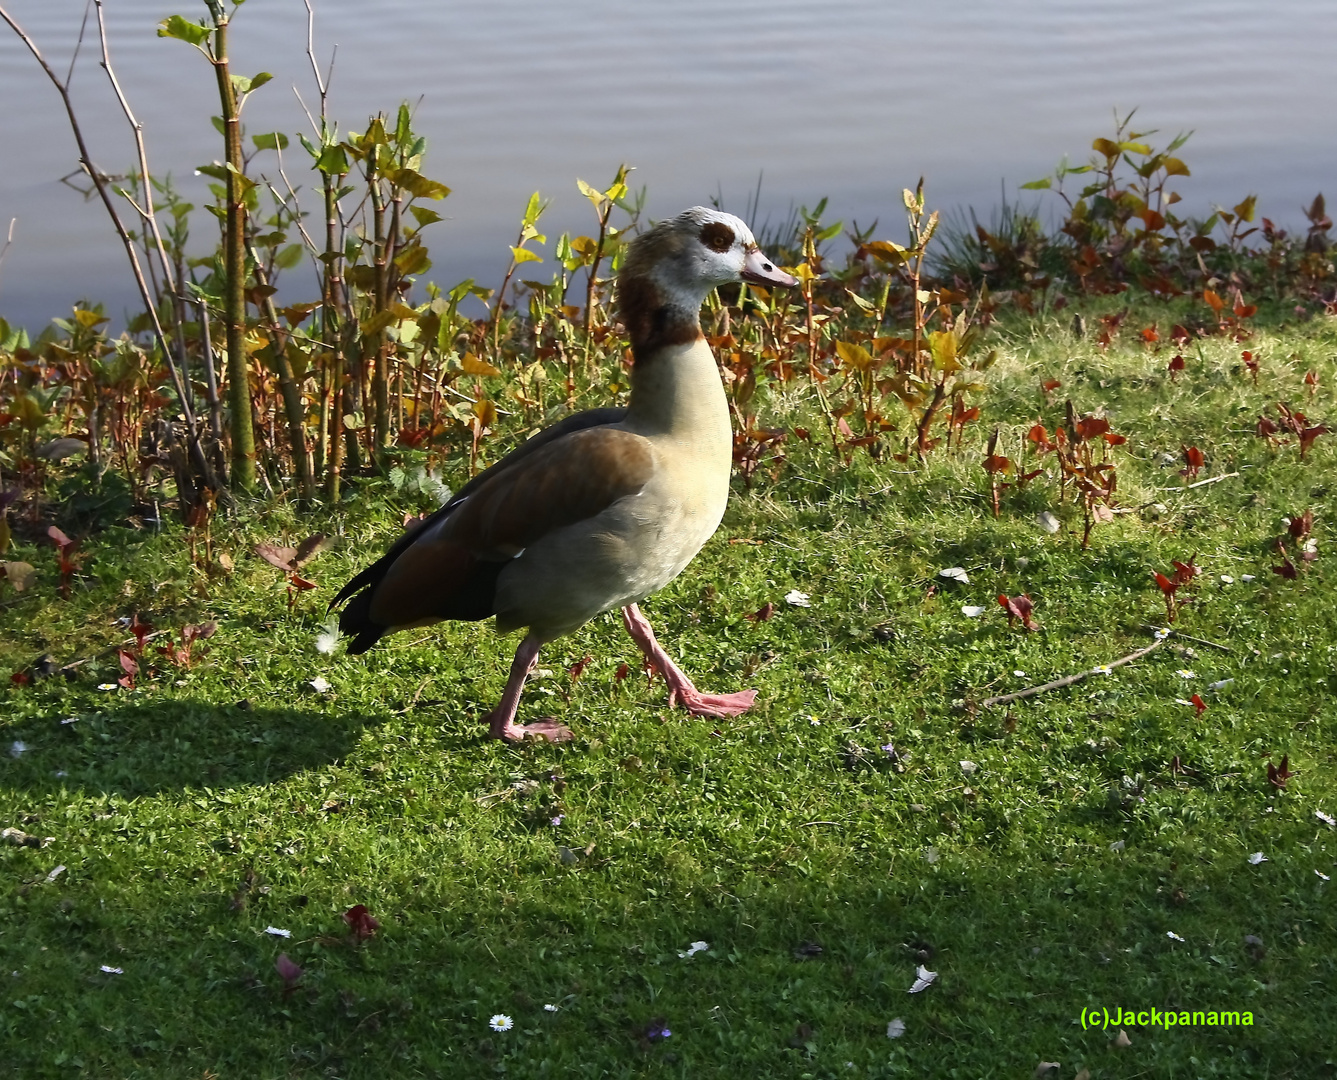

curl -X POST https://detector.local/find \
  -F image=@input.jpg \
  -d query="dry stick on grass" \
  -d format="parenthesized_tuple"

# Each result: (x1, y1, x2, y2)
(0, 3, 219, 493)
(979, 638, 1166, 709)
(1159, 471, 1241, 492)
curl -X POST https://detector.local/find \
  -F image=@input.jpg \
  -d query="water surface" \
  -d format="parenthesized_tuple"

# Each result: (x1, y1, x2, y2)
(2, 0, 1334, 327)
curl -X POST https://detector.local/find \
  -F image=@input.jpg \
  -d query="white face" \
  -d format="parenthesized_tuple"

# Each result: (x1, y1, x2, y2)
(653, 207, 797, 303)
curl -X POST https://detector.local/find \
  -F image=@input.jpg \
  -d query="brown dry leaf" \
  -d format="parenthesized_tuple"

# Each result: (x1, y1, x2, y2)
(253, 542, 298, 570)
(292, 533, 335, 566)
(1114, 1028, 1132, 1048)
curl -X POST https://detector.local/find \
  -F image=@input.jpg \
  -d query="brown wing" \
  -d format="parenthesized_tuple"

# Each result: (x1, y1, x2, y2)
(366, 427, 654, 630)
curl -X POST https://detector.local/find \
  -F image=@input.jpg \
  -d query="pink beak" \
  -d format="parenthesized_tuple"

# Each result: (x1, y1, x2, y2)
(741, 247, 798, 288)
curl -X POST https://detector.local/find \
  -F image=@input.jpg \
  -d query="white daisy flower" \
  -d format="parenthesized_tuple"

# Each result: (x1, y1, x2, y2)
(785, 590, 812, 607)
(489, 1014, 513, 1032)
(1093, 664, 1113, 675)
(961, 605, 985, 618)
(1175, 669, 1196, 679)
(1247, 852, 1267, 865)
(264, 926, 292, 938)
(1166, 931, 1185, 942)
(544, 1003, 559, 1012)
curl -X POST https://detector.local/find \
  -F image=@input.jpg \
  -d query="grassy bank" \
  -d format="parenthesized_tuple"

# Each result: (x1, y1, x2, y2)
(1, 298, 1335, 1078)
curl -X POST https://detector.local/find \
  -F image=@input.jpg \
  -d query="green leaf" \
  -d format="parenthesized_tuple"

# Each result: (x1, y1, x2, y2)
(274, 244, 304, 270)
(1020, 178, 1052, 190)
(315, 144, 349, 175)
(394, 245, 431, 275)
(195, 164, 230, 183)
(393, 169, 450, 201)
(252, 132, 289, 151)
(210, 116, 226, 136)
(248, 72, 273, 92)
(409, 206, 443, 228)
(157, 16, 211, 47)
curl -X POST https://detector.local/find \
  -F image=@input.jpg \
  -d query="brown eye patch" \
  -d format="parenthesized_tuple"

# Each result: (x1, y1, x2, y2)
(700, 221, 735, 253)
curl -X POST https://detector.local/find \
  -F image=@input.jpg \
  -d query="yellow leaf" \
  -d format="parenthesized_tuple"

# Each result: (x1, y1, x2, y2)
(791, 262, 816, 284)
(835, 340, 875, 372)
(865, 240, 909, 264)
(576, 178, 604, 208)
(460, 352, 502, 377)
(472, 397, 497, 425)
(928, 329, 961, 373)
(511, 246, 543, 265)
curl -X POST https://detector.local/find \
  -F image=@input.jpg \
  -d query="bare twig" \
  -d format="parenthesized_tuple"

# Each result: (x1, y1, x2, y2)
(1137, 624, 1233, 653)
(0, 217, 15, 287)
(1160, 471, 1241, 492)
(0, 3, 217, 492)
(979, 638, 1166, 708)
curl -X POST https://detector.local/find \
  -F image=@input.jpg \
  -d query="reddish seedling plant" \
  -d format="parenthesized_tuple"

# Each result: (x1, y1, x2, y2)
(1180, 444, 1205, 481)
(1257, 402, 1328, 460)
(1266, 754, 1294, 790)
(1055, 401, 1124, 549)
(275, 953, 303, 998)
(1167, 354, 1185, 382)
(1152, 556, 1200, 623)
(1305, 370, 1319, 396)
(343, 904, 381, 943)
(1190, 693, 1207, 716)
(981, 428, 1012, 518)
(47, 526, 80, 598)
(998, 593, 1039, 631)
(158, 621, 218, 669)
(744, 602, 775, 622)
(254, 534, 334, 611)
(1272, 540, 1298, 579)
(1241, 350, 1260, 385)
(567, 655, 593, 682)
(117, 649, 139, 690)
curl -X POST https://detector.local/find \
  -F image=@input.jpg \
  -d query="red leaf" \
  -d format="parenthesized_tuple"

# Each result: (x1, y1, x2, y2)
(568, 655, 593, 680)
(1171, 559, 1200, 586)
(118, 649, 139, 677)
(1140, 325, 1159, 343)
(288, 574, 317, 592)
(614, 662, 630, 682)
(1190, 693, 1206, 716)
(1273, 556, 1297, 579)
(998, 593, 1038, 631)
(10, 670, 31, 686)
(1027, 424, 1054, 453)
(47, 526, 73, 551)
(1288, 510, 1314, 540)
(130, 613, 154, 652)
(342, 904, 381, 941)
(982, 454, 1012, 475)
(1041, 378, 1061, 392)
(744, 602, 775, 622)
(1153, 571, 1176, 597)
(275, 952, 303, 992)
(1299, 425, 1327, 458)
(1167, 354, 1185, 378)
(1255, 415, 1278, 439)
(1266, 754, 1294, 790)
(1102, 432, 1127, 446)
(1074, 415, 1110, 441)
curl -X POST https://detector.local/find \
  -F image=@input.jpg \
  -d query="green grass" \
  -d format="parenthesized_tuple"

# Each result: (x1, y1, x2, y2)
(2, 302, 1335, 1078)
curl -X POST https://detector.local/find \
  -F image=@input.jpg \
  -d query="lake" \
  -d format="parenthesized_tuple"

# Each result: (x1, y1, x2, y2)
(2, 0, 1335, 329)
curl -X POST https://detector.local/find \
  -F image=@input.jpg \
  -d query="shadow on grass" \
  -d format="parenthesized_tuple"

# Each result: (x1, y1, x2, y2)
(0, 699, 372, 796)
(1, 849, 1332, 1079)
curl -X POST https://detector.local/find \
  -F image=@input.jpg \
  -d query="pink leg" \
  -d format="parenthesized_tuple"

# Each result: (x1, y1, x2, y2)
(621, 603, 757, 717)
(482, 634, 573, 743)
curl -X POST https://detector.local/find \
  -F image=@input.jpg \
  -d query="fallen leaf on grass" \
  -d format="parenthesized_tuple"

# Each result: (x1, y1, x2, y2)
(0, 561, 36, 591)
(886, 1017, 905, 1039)
(938, 567, 970, 584)
(1114, 1029, 1132, 1047)
(784, 590, 811, 607)
(275, 953, 303, 994)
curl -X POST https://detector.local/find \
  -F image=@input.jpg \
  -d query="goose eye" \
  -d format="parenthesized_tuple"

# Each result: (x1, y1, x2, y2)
(699, 222, 735, 253)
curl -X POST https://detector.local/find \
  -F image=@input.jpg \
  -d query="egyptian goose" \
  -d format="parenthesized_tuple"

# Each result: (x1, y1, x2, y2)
(331, 207, 797, 741)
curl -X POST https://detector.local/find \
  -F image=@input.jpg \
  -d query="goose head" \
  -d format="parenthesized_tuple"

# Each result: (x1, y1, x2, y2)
(618, 207, 798, 358)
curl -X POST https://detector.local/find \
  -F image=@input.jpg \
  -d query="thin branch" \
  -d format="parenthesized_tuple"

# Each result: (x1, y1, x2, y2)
(1159, 471, 1240, 492)
(0, 217, 16, 287)
(1137, 624, 1233, 653)
(0, 3, 216, 492)
(979, 638, 1166, 708)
